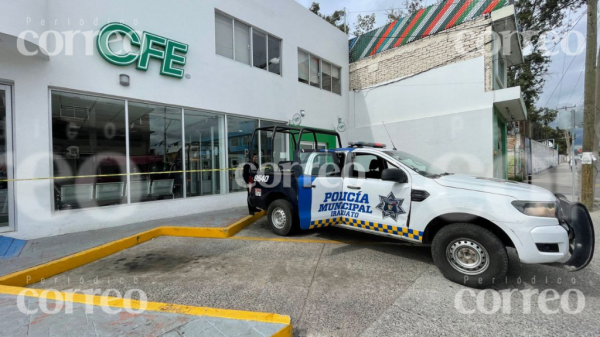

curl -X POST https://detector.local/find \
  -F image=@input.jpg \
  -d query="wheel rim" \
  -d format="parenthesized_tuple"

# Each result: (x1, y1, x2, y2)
(271, 207, 287, 229)
(446, 239, 490, 275)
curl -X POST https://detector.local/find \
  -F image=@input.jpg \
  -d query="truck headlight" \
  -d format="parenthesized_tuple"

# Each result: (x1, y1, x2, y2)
(511, 201, 557, 218)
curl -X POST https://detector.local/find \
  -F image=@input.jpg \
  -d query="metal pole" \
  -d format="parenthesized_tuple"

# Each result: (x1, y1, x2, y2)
(124, 100, 131, 205)
(573, 110, 577, 201)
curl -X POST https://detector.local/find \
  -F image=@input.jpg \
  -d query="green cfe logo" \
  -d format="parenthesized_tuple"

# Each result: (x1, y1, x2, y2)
(96, 23, 188, 79)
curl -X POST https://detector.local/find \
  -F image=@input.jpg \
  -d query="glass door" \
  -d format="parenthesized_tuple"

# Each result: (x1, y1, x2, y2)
(0, 85, 14, 232)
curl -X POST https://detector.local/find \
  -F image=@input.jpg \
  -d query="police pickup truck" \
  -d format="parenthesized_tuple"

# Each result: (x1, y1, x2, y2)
(245, 126, 594, 287)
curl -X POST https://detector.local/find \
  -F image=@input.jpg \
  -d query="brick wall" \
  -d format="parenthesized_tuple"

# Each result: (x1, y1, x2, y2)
(349, 17, 493, 91)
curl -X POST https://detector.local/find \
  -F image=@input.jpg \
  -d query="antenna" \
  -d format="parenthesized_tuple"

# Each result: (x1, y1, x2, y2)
(382, 121, 397, 150)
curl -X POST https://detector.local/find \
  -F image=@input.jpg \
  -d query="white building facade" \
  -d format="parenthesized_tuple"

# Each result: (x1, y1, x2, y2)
(0, 0, 526, 240)
(348, 5, 526, 179)
(0, 0, 349, 239)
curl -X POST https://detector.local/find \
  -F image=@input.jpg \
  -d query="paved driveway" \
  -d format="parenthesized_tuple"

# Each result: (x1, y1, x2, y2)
(29, 217, 600, 336)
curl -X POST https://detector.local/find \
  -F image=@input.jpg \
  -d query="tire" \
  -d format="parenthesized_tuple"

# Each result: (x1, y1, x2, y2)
(431, 223, 508, 288)
(267, 199, 297, 236)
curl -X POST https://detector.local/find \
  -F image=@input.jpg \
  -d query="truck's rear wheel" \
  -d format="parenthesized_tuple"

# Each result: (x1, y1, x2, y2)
(267, 199, 297, 236)
(431, 223, 508, 288)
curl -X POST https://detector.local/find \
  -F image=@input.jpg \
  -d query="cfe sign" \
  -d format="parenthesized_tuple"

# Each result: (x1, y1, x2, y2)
(96, 23, 188, 79)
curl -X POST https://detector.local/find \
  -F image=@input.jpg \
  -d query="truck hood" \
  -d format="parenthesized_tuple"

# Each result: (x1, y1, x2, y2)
(433, 174, 557, 201)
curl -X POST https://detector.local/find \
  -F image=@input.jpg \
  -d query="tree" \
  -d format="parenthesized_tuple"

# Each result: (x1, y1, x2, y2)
(386, 8, 403, 23)
(386, 0, 425, 23)
(353, 13, 376, 36)
(404, 0, 425, 16)
(508, 0, 586, 136)
(529, 107, 559, 140)
(309, 2, 349, 34)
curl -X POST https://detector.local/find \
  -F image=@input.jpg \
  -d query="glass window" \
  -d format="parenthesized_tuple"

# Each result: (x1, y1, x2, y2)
(332, 66, 341, 94)
(234, 20, 251, 65)
(227, 116, 258, 192)
(298, 49, 341, 95)
(268, 36, 281, 75)
(322, 61, 332, 92)
(497, 55, 506, 87)
(184, 110, 224, 197)
(51, 91, 127, 210)
(0, 89, 7, 226)
(310, 56, 321, 88)
(350, 154, 388, 179)
(215, 12, 233, 59)
(383, 150, 445, 177)
(128, 102, 183, 203)
(298, 50, 309, 84)
(216, 11, 282, 75)
(253, 30, 267, 70)
(307, 153, 341, 177)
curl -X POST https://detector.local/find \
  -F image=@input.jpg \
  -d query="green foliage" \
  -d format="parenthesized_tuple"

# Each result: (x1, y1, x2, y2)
(508, 0, 586, 134)
(509, 175, 524, 182)
(309, 2, 349, 34)
(354, 13, 376, 36)
(528, 107, 568, 154)
(385, 0, 425, 22)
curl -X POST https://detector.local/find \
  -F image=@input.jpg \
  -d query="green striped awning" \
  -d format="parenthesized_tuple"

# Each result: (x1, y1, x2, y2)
(349, 0, 508, 63)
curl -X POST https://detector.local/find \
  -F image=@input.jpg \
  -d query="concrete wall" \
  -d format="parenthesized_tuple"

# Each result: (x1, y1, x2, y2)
(531, 139, 559, 174)
(349, 17, 493, 91)
(0, 0, 349, 239)
(348, 57, 495, 177)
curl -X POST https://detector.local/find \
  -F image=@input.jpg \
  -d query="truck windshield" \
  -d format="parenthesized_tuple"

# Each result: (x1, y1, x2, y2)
(383, 150, 447, 178)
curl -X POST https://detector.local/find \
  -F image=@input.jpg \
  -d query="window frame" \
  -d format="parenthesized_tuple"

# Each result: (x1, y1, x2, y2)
(303, 152, 342, 177)
(348, 152, 389, 180)
(297, 48, 342, 96)
(215, 10, 283, 77)
(493, 38, 507, 90)
(48, 88, 287, 213)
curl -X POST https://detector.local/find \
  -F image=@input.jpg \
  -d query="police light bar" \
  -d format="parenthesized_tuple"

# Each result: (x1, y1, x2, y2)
(348, 141, 386, 148)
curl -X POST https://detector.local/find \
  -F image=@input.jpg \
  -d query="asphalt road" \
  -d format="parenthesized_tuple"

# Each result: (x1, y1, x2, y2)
(32, 217, 600, 337)
(531, 162, 600, 206)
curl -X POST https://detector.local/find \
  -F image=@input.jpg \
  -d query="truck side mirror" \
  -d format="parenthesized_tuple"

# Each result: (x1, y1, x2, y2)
(381, 168, 408, 184)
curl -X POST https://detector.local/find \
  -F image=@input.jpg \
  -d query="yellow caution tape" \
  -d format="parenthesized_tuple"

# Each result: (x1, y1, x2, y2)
(0, 167, 239, 183)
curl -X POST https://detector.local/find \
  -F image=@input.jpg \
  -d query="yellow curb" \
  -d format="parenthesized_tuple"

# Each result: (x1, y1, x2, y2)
(0, 212, 265, 288)
(0, 210, 291, 336)
(0, 227, 162, 287)
(229, 236, 347, 245)
(0, 285, 290, 328)
(273, 323, 294, 337)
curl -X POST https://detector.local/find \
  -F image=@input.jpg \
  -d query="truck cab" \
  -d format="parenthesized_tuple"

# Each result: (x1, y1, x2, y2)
(246, 126, 595, 288)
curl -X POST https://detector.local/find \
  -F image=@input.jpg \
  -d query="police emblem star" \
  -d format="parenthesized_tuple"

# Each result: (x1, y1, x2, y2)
(376, 192, 405, 221)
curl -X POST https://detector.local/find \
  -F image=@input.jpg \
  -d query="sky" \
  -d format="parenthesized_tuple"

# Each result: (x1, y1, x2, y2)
(294, 0, 598, 123)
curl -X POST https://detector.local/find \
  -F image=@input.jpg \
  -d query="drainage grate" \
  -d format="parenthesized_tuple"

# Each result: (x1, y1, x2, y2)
(0, 236, 27, 259)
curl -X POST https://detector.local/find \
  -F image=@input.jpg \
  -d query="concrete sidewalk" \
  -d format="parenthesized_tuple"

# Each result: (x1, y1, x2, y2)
(0, 294, 286, 337)
(0, 207, 293, 337)
(0, 207, 247, 277)
(531, 162, 600, 207)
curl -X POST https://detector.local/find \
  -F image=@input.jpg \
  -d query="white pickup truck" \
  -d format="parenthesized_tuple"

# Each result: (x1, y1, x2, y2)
(247, 127, 595, 288)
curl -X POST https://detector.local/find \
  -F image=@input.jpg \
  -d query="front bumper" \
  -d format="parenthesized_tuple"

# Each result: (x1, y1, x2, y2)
(552, 194, 595, 271)
(503, 195, 594, 270)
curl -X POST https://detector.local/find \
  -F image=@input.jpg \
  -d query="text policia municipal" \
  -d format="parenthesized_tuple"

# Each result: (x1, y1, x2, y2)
(319, 192, 372, 218)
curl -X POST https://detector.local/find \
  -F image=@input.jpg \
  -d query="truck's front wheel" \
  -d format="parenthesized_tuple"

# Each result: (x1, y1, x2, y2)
(431, 223, 508, 288)
(267, 199, 297, 236)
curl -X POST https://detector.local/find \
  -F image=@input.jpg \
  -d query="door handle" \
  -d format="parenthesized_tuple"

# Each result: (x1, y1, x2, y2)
(303, 185, 317, 189)
(347, 185, 361, 190)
